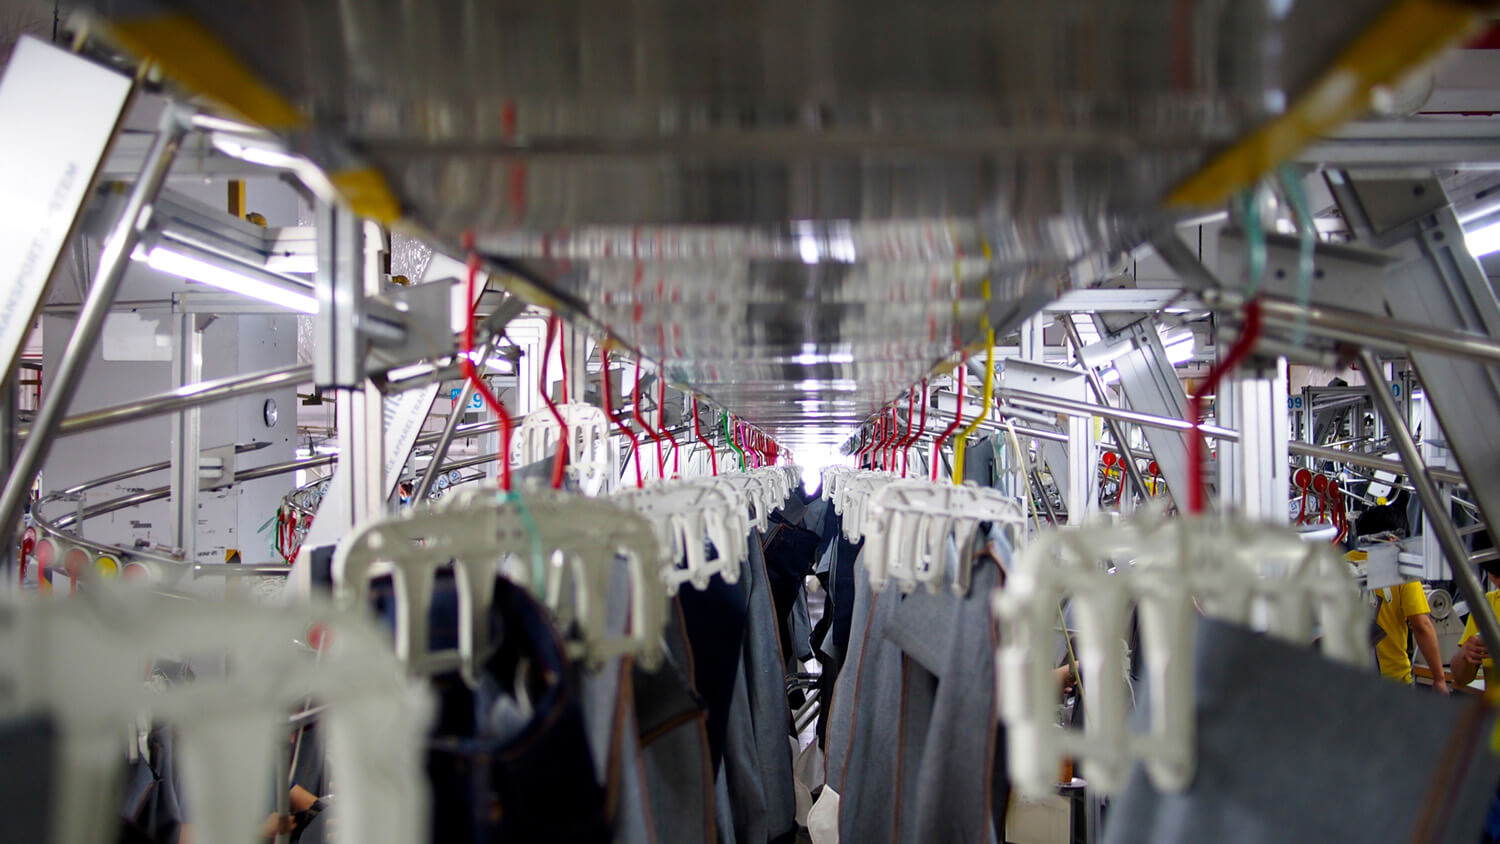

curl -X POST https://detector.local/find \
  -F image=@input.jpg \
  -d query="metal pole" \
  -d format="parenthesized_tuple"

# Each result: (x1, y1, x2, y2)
(1060, 318, 1152, 502)
(412, 380, 475, 503)
(169, 314, 203, 562)
(411, 336, 500, 503)
(1287, 440, 1467, 486)
(1204, 288, 1500, 368)
(1356, 349, 1500, 655)
(0, 106, 188, 543)
(16, 364, 312, 441)
(1030, 469, 1061, 524)
(0, 373, 15, 574)
(1002, 388, 1240, 442)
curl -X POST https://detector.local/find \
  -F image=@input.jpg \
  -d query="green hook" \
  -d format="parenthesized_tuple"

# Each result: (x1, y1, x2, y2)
(724, 413, 747, 471)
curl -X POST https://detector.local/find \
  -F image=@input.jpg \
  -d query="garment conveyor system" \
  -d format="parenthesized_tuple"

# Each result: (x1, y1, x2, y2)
(5, 2, 1500, 843)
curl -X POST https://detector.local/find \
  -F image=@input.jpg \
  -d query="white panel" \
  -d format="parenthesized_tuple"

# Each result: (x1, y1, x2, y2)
(0, 37, 131, 374)
(101, 312, 173, 361)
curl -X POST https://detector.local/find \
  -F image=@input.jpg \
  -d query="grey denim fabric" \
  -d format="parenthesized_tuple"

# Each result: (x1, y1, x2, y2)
(715, 766, 738, 844)
(642, 717, 714, 844)
(1105, 618, 1500, 844)
(884, 556, 1005, 844)
(615, 682, 657, 844)
(577, 558, 655, 844)
(638, 609, 716, 844)
(724, 653, 769, 844)
(742, 532, 799, 841)
(789, 589, 814, 665)
(836, 568, 906, 844)
(813, 533, 835, 579)
(823, 549, 871, 793)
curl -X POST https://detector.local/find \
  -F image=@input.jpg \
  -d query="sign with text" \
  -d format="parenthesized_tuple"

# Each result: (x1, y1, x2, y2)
(0, 38, 131, 375)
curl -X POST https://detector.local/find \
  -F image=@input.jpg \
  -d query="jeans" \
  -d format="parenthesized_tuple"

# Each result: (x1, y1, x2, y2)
(425, 576, 609, 844)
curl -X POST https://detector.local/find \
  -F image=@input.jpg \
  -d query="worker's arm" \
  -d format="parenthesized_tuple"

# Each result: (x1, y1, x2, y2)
(1452, 634, 1487, 687)
(1408, 613, 1449, 693)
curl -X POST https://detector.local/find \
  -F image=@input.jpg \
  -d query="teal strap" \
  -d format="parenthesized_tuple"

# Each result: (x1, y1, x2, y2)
(502, 491, 546, 590)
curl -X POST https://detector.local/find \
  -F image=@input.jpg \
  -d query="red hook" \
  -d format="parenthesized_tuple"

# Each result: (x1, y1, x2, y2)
(885, 404, 904, 472)
(539, 314, 569, 490)
(601, 346, 644, 489)
(632, 358, 669, 480)
(692, 397, 718, 476)
(903, 381, 928, 478)
(662, 378, 680, 478)
(931, 365, 966, 482)
(1186, 301, 1263, 514)
(461, 232, 514, 491)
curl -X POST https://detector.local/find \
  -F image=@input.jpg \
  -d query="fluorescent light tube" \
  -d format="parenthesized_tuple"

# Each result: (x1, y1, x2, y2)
(1466, 219, 1500, 258)
(133, 244, 318, 314)
(1102, 335, 1194, 384)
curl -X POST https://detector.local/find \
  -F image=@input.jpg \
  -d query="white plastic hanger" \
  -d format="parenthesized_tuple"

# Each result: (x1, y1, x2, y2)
(615, 479, 750, 591)
(0, 590, 429, 844)
(712, 471, 785, 533)
(863, 479, 1025, 595)
(831, 472, 900, 542)
(993, 513, 1365, 798)
(516, 403, 614, 495)
(334, 486, 668, 683)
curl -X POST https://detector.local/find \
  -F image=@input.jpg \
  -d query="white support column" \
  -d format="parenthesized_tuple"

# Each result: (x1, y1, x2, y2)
(169, 315, 204, 561)
(1421, 396, 1454, 580)
(1020, 314, 1046, 362)
(1217, 357, 1289, 522)
(1065, 413, 1096, 521)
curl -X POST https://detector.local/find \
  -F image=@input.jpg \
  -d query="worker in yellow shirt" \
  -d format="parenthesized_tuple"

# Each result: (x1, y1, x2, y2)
(1372, 580, 1449, 693)
(1451, 565, 1500, 689)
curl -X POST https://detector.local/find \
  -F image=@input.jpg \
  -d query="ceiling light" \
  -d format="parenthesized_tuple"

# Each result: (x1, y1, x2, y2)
(1101, 334, 1195, 384)
(788, 351, 856, 365)
(133, 243, 318, 313)
(1466, 220, 1500, 258)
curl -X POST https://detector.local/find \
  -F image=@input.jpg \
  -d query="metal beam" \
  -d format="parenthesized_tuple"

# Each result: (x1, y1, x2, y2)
(1201, 287, 1500, 367)
(1060, 319, 1152, 503)
(1217, 356, 1289, 522)
(1297, 118, 1500, 169)
(1090, 318, 1193, 508)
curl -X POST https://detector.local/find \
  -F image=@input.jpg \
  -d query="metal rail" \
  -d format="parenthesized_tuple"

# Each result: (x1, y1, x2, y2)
(1001, 388, 1241, 442)
(22, 364, 314, 440)
(1204, 288, 1500, 368)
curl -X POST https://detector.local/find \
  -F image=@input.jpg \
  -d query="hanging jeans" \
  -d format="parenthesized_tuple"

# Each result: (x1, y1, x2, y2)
(636, 649, 715, 844)
(741, 533, 799, 843)
(835, 557, 905, 844)
(425, 576, 609, 844)
(884, 556, 1008, 844)
(1104, 617, 1500, 844)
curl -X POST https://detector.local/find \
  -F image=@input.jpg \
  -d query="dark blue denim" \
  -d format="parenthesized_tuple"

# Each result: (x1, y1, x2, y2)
(676, 570, 749, 773)
(426, 576, 609, 844)
(762, 512, 822, 663)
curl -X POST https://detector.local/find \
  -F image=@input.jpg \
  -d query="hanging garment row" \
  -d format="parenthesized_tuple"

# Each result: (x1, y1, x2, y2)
(10, 452, 1500, 844)
(810, 463, 1500, 844)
